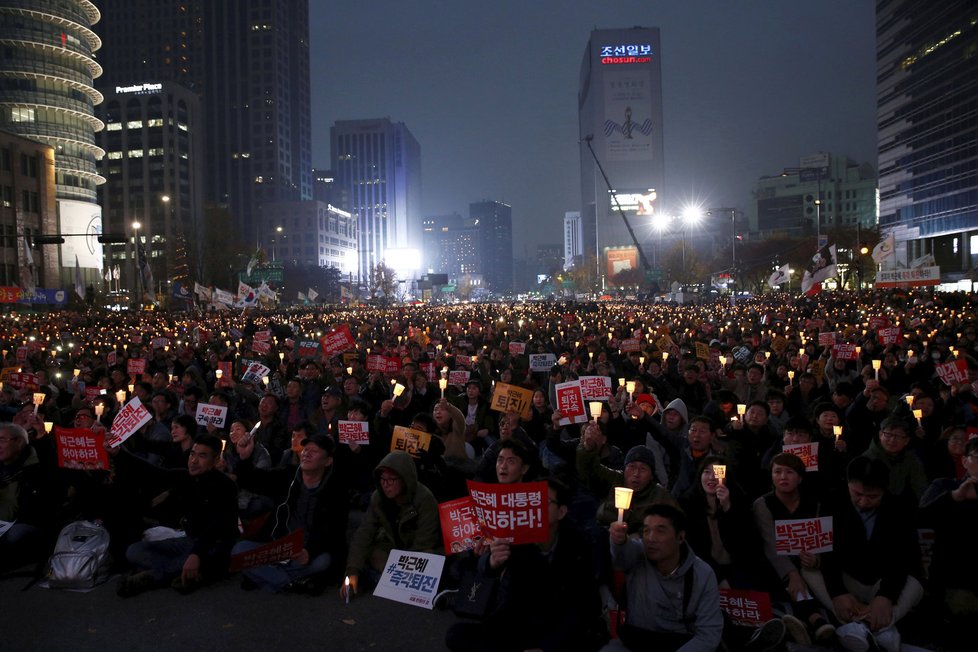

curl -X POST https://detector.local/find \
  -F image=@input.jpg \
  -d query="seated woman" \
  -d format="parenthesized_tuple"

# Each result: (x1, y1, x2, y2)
(752, 453, 835, 644)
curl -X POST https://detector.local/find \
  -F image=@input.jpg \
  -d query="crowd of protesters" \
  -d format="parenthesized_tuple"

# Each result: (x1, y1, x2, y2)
(1, 289, 977, 651)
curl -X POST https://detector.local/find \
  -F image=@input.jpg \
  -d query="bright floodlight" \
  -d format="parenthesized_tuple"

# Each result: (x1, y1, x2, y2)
(681, 205, 702, 224)
(652, 212, 671, 231)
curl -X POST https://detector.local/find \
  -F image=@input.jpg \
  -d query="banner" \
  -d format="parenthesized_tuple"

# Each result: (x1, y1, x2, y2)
(366, 354, 401, 374)
(800, 244, 837, 294)
(768, 264, 790, 288)
(489, 382, 534, 419)
(875, 266, 940, 288)
(936, 359, 969, 386)
(54, 426, 109, 470)
(195, 402, 228, 428)
(782, 442, 819, 472)
(555, 380, 588, 426)
(579, 375, 613, 401)
(320, 325, 356, 358)
(228, 529, 304, 572)
(107, 397, 152, 448)
(438, 496, 484, 555)
(127, 358, 147, 376)
(466, 480, 549, 545)
(774, 516, 833, 555)
(373, 549, 445, 610)
(391, 426, 431, 458)
(337, 420, 370, 445)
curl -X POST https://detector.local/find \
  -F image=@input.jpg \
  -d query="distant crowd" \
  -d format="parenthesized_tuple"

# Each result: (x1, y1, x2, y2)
(1, 290, 976, 651)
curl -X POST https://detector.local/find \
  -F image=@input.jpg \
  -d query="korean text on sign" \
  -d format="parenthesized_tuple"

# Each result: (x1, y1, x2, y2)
(195, 402, 228, 428)
(320, 325, 355, 357)
(337, 420, 370, 445)
(466, 480, 549, 545)
(555, 381, 588, 426)
(55, 426, 109, 470)
(107, 397, 152, 448)
(489, 382, 533, 419)
(373, 549, 445, 610)
(782, 442, 819, 472)
(391, 426, 431, 457)
(228, 529, 304, 572)
(579, 376, 612, 401)
(719, 589, 773, 628)
(438, 496, 484, 555)
(774, 516, 833, 555)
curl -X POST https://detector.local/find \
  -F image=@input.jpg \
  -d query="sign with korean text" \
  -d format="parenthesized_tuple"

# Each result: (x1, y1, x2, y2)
(337, 420, 370, 445)
(771, 336, 789, 355)
(150, 337, 170, 349)
(456, 354, 472, 367)
(489, 382, 533, 419)
(419, 362, 436, 382)
(508, 342, 526, 356)
(107, 397, 152, 448)
(438, 496, 484, 554)
(875, 266, 940, 288)
(818, 332, 837, 347)
(3, 371, 38, 391)
(832, 343, 858, 361)
(936, 359, 969, 386)
(195, 402, 228, 428)
(774, 516, 833, 555)
(241, 362, 271, 384)
(579, 375, 613, 401)
(390, 426, 431, 458)
(251, 339, 271, 354)
(877, 326, 902, 345)
(366, 354, 401, 374)
(84, 387, 102, 402)
(466, 480, 549, 545)
(373, 549, 445, 610)
(555, 380, 588, 426)
(228, 529, 304, 572)
(719, 589, 773, 628)
(528, 353, 556, 372)
(54, 426, 109, 470)
(695, 342, 709, 360)
(253, 330, 271, 342)
(783, 442, 819, 472)
(127, 358, 146, 376)
(297, 339, 319, 359)
(448, 370, 471, 387)
(320, 325, 356, 357)
(620, 338, 640, 353)
(106, 350, 118, 367)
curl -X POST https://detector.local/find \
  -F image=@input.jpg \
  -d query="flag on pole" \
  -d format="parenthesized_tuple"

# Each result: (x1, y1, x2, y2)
(19, 236, 35, 292)
(297, 291, 307, 302)
(767, 264, 790, 288)
(113, 264, 121, 280)
(872, 232, 896, 264)
(307, 288, 318, 302)
(74, 255, 84, 299)
(800, 244, 837, 295)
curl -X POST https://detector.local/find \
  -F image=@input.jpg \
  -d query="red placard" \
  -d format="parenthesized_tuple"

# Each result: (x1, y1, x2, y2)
(466, 480, 549, 545)
(619, 338, 640, 352)
(106, 350, 118, 367)
(719, 589, 773, 628)
(818, 332, 837, 347)
(868, 316, 891, 330)
(448, 370, 470, 387)
(555, 380, 587, 425)
(877, 326, 903, 345)
(253, 330, 271, 342)
(936, 359, 969, 386)
(508, 342, 526, 356)
(228, 529, 304, 572)
(252, 339, 271, 354)
(297, 339, 319, 358)
(54, 426, 109, 470)
(4, 372, 38, 391)
(320, 324, 356, 358)
(438, 496, 485, 555)
(127, 358, 147, 376)
(832, 343, 858, 361)
(456, 354, 472, 368)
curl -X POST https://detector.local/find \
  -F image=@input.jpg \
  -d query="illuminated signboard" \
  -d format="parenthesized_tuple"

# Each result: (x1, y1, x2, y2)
(599, 44, 653, 65)
(610, 190, 657, 215)
(115, 82, 162, 94)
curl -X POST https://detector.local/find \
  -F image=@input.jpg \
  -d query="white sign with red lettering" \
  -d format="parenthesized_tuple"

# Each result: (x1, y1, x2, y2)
(774, 516, 833, 555)
(107, 397, 152, 448)
(579, 376, 613, 401)
(241, 362, 271, 384)
(337, 420, 370, 445)
(782, 442, 819, 472)
(448, 370, 470, 387)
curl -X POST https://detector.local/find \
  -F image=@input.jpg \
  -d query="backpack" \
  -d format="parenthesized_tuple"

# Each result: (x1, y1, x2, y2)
(46, 520, 112, 589)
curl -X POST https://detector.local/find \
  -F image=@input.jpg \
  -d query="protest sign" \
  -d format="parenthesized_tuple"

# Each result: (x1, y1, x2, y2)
(489, 382, 533, 419)
(771, 336, 789, 355)
(54, 426, 109, 470)
(252, 339, 271, 354)
(297, 339, 320, 358)
(373, 549, 445, 610)
(448, 370, 470, 387)
(107, 397, 152, 448)
(774, 516, 833, 555)
(719, 589, 773, 628)
(106, 350, 118, 367)
(528, 353, 556, 372)
(466, 480, 549, 545)
(391, 425, 431, 457)
(936, 359, 969, 386)
(878, 326, 902, 345)
(127, 358, 146, 376)
(366, 354, 401, 374)
(320, 325, 356, 357)
(337, 420, 370, 445)
(508, 342, 526, 355)
(456, 354, 472, 367)
(241, 361, 271, 384)
(151, 337, 170, 349)
(555, 380, 588, 426)
(4, 371, 38, 391)
(620, 338, 640, 353)
(253, 330, 271, 342)
(579, 375, 613, 401)
(817, 332, 837, 347)
(832, 343, 858, 361)
(195, 402, 228, 428)
(439, 496, 484, 554)
(695, 342, 710, 360)
(419, 362, 437, 382)
(783, 442, 819, 471)
(228, 529, 304, 572)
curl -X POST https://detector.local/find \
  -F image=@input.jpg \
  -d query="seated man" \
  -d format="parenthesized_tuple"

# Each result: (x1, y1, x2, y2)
(117, 434, 238, 596)
(604, 504, 723, 651)
(231, 432, 349, 593)
(823, 458, 923, 652)
(341, 451, 441, 599)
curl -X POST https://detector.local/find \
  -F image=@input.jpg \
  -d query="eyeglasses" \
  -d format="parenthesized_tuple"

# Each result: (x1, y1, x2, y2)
(379, 475, 401, 485)
(0, 436, 19, 444)
(880, 431, 909, 441)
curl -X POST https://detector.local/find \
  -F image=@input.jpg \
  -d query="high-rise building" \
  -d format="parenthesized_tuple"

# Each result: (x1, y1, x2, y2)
(0, 0, 106, 288)
(330, 118, 421, 280)
(95, 0, 312, 268)
(96, 82, 204, 292)
(563, 211, 582, 270)
(259, 200, 356, 272)
(877, 1, 978, 277)
(578, 27, 664, 279)
(470, 200, 513, 294)
(421, 213, 478, 280)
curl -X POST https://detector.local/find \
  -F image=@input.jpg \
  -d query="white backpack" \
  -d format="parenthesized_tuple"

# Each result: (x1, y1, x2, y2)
(46, 520, 112, 589)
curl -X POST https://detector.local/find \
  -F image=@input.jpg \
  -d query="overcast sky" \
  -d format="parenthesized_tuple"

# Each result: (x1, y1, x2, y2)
(309, 0, 877, 255)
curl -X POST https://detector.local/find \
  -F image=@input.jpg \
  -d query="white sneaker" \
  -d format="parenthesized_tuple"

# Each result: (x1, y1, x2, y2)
(837, 621, 872, 652)
(873, 626, 902, 652)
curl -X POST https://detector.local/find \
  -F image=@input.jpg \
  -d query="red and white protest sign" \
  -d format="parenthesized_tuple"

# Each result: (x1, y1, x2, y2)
(508, 342, 526, 356)
(228, 529, 304, 572)
(466, 480, 549, 545)
(4, 371, 38, 391)
(320, 325, 356, 358)
(455, 354, 472, 368)
(878, 326, 902, 345)
(832, 343, 858, 361)
(555, 380, 588, 426)
(783, 442, 819, 471)
(719, 589, 773, 628)
(868, 316, 891, 330)
(297, 339, 320, 358)
(419, 362, 437, 382)
(107, 397, 152, 448)
(774, 516, 833, 555)
(127, 358, 147, 376)
(337, 420, 370, 445)
(106, 350, 118, 367)
(195, 402, 228, 428)
(151, 337, 170, 349)
(438, 496, 485, 555)
(54, 426, 109, 470)
(84, 386, 102, 402)
(619, 338, 641, 353)
(817, 332, 837, 347)
(448, 370, 470, 387)
(253, 330, 271, 342)
(251, 339, 271, 354)
(936, 359, 969, 386)
(579, 376, 613, 401)
(241, 362, 271, 384)
(366, 354, 401, 374)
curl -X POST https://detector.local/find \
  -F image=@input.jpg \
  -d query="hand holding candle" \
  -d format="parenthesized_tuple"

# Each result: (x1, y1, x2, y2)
(589, 401, 602, 422)
(614, 487, 634, 524)
(713, 464, 727, 486)
(32, 392, 45, 415)
(439, 377, 447, 398)
(392, 383, 405, 398)
(872, 359, 881, 380)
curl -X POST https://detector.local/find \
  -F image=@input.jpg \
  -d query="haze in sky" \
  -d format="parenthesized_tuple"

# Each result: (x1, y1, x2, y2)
(310, 0, 877, 256)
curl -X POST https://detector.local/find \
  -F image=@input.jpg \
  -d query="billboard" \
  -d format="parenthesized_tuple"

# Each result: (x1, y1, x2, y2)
(610, 189, 657, 215)
(603, 69, 656, 162)
(58, 199, 103, 269)
(605, 246, 639, 279)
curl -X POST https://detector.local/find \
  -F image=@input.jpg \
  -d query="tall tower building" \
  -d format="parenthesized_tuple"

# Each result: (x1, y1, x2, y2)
(877, 2, 978, 276)
(330, 118, 421, 280)
(95, 0, 312, 264)
(470, 199, 513, 294)
(578, 27, 664, 280)
(0, 0, 106, 287)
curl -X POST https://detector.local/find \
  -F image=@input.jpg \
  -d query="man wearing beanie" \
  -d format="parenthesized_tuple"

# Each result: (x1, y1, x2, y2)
(578, 442, 678, 534)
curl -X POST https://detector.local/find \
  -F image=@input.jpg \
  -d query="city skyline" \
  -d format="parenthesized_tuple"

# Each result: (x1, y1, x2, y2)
(309, 0, 877, 254)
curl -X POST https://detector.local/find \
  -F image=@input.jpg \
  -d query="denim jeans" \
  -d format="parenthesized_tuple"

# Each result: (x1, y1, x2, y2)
(126, 536, 195, 583)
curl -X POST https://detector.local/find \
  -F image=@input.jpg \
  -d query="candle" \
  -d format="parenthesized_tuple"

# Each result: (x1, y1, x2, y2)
(713, 464, 727, 485)
(44, 421, 53, 434)
(719, 355, 727, 367)
(94, 403, 104, 422)
(872, 359, 882, 380)
(833, 425, 843, 442)
(32, 392, 45, 415)
(589, 401, 603, 422)
(215, 368, 223, 380)
(787, 370, 795, 382)
(737, 404, 747, 422)
(614, 487, 634, 524)
(625, 380, 636, 404)
(344, 576, 351, 604)
(618, 377, 626, 387)
(913, 409, 923, 427)
(279, 352, 285, 362)
(116, 390, 126, 405)
(662, 351, 669, 362)
(764, 351, 771, 359)
(639, 356, 645, 365)
(392, 383, 405, 398)
(904, 394, 914, 407)
(73, 368, 80, 378)
(439, 377, 447, 398)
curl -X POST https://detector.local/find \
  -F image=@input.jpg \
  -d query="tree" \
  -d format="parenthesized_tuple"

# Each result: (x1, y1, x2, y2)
(369, 262, 397, 302)
(199, 203, 251, 287)
(660, 241, 708, 288)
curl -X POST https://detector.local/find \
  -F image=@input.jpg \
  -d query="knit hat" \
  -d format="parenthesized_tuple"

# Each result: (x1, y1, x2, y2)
(635, 393, 656, 408)
(624, 445, 657, 471)
(663, 398, 689, 424)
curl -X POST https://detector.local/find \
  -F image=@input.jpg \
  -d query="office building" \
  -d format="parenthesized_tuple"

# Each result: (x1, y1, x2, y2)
(421, 213, 479, 279)
(877, 1, 978, 277)
(578, 27, 664, 276)
(260, 200, 356, 272)
(470, 199, 513, 294)
(330, 118, 421, 280)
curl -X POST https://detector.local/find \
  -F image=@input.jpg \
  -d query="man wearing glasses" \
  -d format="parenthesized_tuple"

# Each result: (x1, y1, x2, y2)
(860, 417, 927, 506)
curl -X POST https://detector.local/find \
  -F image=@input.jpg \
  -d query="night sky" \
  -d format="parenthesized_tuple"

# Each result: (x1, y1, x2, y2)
(310, 0, 877, 255)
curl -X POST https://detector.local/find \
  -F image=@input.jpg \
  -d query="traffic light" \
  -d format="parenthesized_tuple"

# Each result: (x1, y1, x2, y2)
(31, 235, 65, 245)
